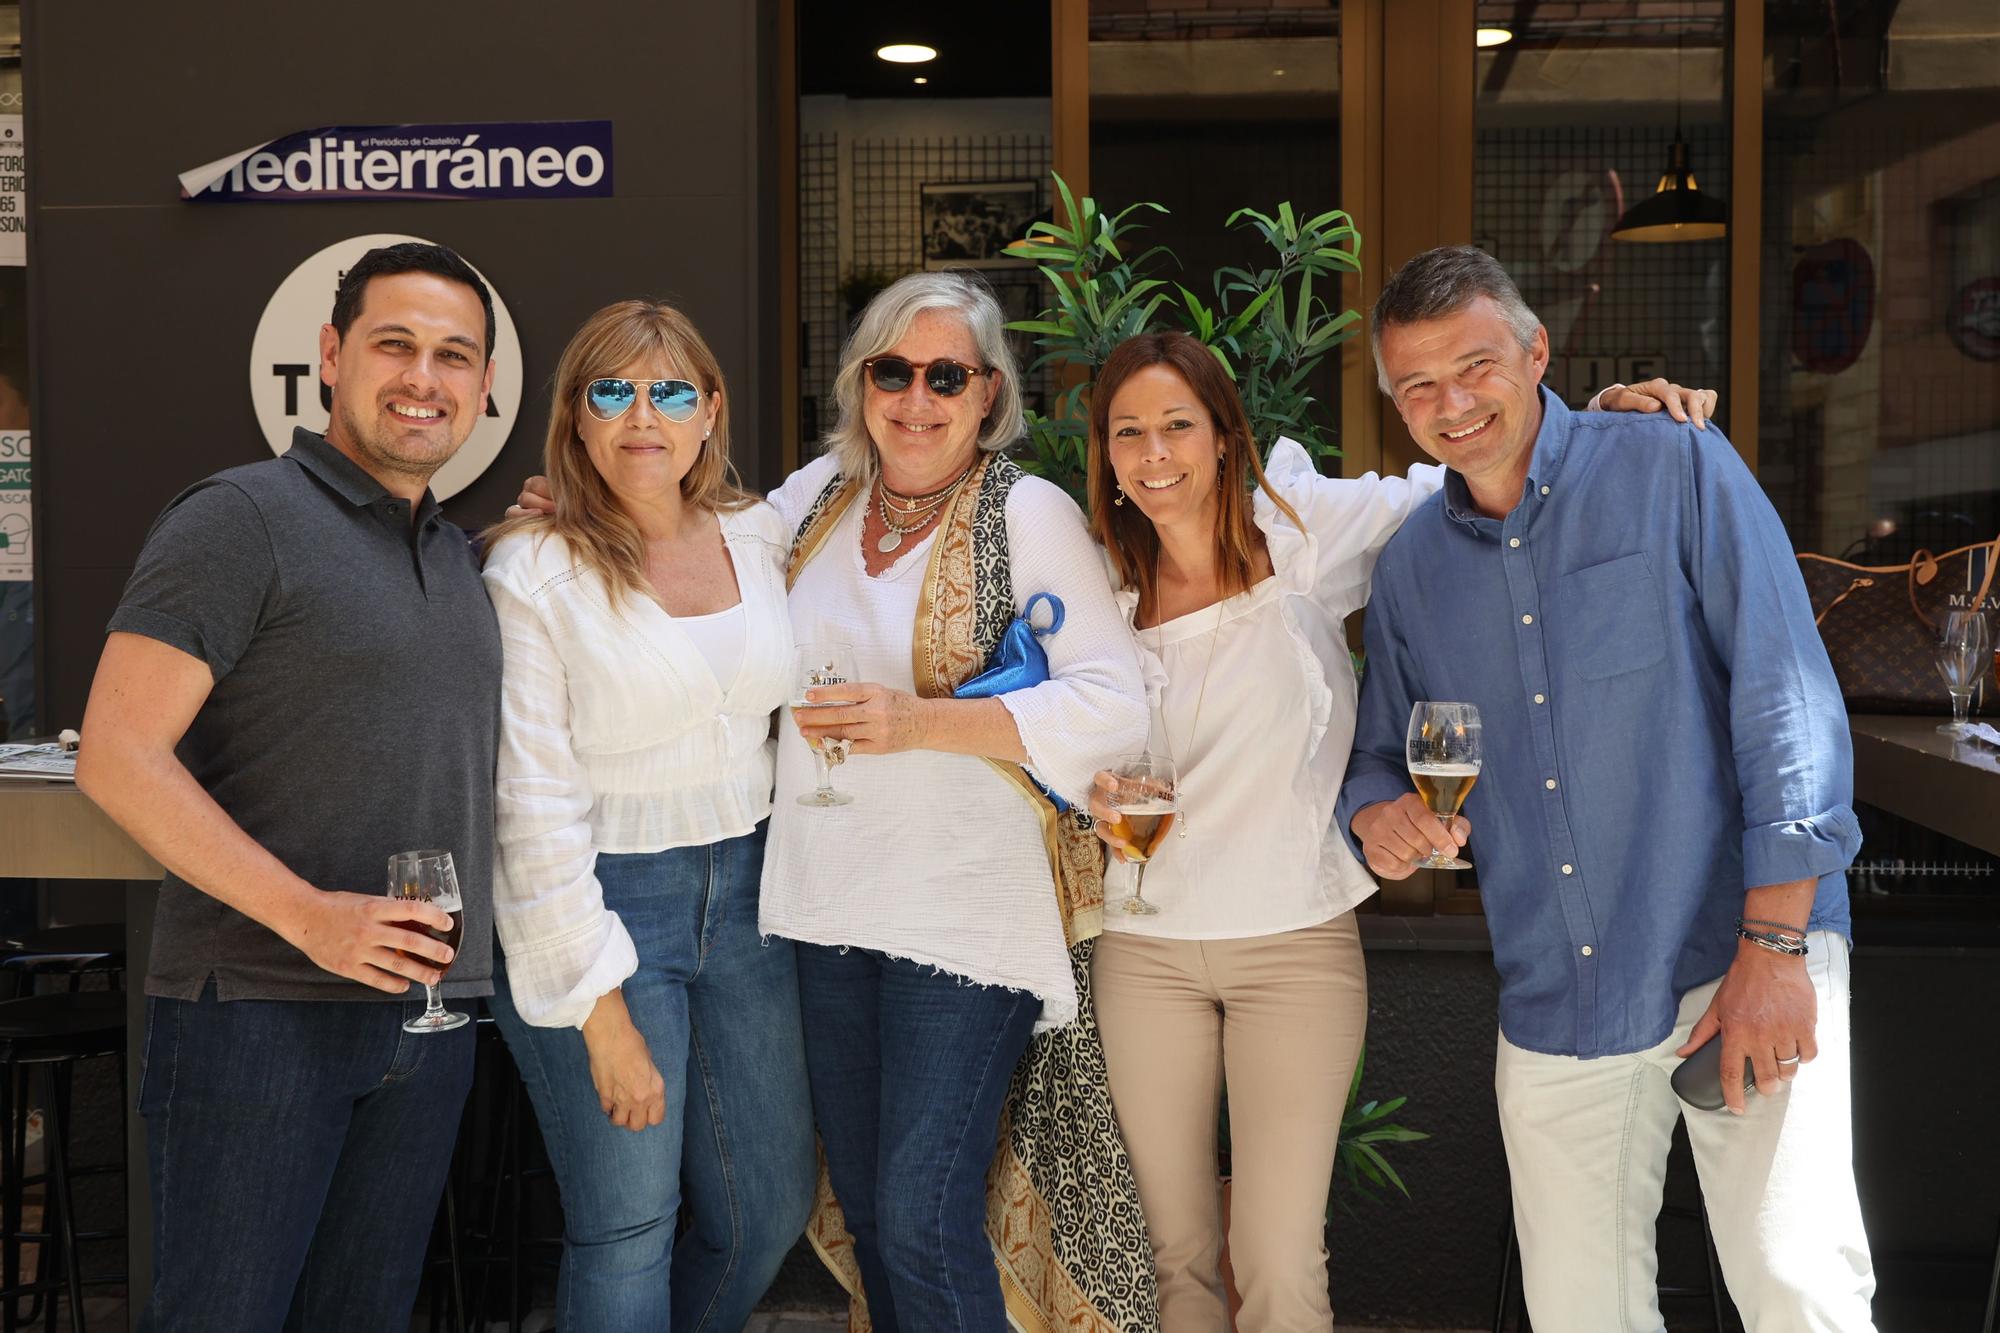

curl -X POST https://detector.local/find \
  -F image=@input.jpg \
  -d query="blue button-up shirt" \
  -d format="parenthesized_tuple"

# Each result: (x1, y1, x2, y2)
(1337, 390, 1859, 1058)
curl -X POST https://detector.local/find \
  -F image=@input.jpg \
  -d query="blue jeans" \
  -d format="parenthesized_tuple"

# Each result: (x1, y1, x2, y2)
(489, 823, 815, 1331)
(137, 981, 475, 1332)
(797, 944, 1039, 1333)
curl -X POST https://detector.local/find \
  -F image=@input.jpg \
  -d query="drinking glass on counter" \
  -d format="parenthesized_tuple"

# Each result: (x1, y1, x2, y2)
(1934, 610, 1990, 736)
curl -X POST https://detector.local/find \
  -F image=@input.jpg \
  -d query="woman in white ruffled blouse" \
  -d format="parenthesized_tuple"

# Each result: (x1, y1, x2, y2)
(1082, 330, 1711, 1332)
(482, 301, 812, 1330)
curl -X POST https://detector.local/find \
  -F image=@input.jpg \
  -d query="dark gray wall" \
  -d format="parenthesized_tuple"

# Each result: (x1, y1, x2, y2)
(25, 0, 783, 730)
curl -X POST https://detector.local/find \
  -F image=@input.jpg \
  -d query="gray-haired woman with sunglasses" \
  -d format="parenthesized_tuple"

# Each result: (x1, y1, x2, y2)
(484, 300, 813, 1330)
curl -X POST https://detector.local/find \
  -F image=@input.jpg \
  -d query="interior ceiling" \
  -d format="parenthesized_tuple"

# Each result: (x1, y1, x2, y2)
(798, 3, 1051, 100)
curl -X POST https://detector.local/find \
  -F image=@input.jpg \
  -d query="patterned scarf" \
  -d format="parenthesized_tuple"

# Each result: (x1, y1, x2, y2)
(787, 453, 1161, 1333)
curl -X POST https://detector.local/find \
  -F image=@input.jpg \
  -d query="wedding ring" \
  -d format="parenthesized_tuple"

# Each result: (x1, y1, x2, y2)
(1776, 1055, 1801, 1066)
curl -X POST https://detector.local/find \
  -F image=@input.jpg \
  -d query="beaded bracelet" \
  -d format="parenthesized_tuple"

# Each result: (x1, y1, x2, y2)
(1735, 924, 1809, 957)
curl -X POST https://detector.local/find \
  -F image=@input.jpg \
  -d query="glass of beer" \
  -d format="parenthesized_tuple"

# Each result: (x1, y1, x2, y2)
(1405, 701, 1482, 870)
(791, 643, 860, 807)
(386, 849, 469, 1034)
(1104, 752, 1179, 916)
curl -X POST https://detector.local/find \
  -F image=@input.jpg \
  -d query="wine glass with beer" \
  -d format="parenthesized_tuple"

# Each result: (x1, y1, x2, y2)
(1405, 701, 1482, 870)
(386, 849, 469, 1034)
(791, 643, 860, 807)
(1104, 752, 1179, 916)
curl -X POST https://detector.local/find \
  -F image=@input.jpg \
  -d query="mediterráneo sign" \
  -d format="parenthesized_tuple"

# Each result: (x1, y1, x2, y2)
(179, 121, 613, 202)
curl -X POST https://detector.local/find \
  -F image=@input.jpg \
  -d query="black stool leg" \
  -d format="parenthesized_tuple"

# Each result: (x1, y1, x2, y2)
(1492, 1209, 1515, 1333)
(442, 1176, 465, 1333)
(2, 1060, 17, 1333)
(1698, 1199, 1726, 1332)
(1981, 1212, 1998, 1333)
(43, 1065, 81, 1333)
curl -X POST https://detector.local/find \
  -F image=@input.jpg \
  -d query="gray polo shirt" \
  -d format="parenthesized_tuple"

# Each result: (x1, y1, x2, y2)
(109, 429, 500, 1002)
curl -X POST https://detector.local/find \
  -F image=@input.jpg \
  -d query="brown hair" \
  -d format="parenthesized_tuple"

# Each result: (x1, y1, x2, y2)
(483, 300, 755, 603)
(1087, 332, 1303, 622)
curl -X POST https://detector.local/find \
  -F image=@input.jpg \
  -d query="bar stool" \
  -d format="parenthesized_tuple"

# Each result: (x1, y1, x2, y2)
(0, 991, 126, 1333)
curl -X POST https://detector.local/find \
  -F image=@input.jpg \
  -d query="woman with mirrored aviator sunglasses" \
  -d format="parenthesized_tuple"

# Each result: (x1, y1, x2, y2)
(480, 300, 813, 1331)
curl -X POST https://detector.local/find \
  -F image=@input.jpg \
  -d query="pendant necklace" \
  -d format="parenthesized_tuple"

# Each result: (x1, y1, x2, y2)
(874, 462, 974, 554)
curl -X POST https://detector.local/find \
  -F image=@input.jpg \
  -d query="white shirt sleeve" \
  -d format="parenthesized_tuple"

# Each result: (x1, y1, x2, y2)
(765, 453, 843, 533)
(1262, 438, 1446, 618)
(483, 541, 638, 1030)
(994, 476, 1150, 806)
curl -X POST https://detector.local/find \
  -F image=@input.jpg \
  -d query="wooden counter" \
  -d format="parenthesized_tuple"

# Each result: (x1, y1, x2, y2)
(0, 778, 163, 879)
(1847, 714, 2000, 858)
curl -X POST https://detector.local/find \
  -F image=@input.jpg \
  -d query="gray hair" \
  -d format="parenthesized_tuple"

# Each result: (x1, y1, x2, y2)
(1371, 245, 1543, 394)
(824, 270, 1026, 480)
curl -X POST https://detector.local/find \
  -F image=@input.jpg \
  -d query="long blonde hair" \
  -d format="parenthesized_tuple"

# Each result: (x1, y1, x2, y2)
(484, 300, 754, 604)
(1088, 332, 1303, 623)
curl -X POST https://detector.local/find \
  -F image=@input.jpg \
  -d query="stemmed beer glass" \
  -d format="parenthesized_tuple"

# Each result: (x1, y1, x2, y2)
(386, 849, 468, 1034)
(1104, 752, 1179, 916)
(1934, 610, 1991, 736)
(1406, 701, 1482, 870)
(792, 643, 860, 807)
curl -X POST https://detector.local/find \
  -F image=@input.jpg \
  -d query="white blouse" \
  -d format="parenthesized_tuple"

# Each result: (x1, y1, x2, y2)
(1104, 439, 1445, 940)
(758, 454, 1149, 1029)
(483, 505, 795, 1028)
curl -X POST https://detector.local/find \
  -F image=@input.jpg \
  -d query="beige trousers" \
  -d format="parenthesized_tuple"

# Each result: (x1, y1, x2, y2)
(1092, 912, 1368, 1333)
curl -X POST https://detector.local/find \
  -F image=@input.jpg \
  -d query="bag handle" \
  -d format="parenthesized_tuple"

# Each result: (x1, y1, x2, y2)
(1907, 537, 2000, 632)
(1814, 577, 1874, 627)
(1023, 592, 1065, 638)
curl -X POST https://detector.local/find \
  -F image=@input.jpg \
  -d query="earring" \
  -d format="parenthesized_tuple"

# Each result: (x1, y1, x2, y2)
(1114, 485, 1126, 507)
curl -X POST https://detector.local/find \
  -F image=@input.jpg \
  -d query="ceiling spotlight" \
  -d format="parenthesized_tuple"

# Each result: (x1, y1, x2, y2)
(1476, 27, 1513, 47)
(912, 76, 928, 85)
(1272, 68, 1287, 76)
(876, 43, 937, 63)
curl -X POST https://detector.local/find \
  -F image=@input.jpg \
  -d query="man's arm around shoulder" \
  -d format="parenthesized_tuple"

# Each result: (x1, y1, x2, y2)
(76, 632, 455, 994)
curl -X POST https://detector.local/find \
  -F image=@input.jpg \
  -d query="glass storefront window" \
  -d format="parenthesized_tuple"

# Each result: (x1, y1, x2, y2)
(1472, 1, 1730, 410)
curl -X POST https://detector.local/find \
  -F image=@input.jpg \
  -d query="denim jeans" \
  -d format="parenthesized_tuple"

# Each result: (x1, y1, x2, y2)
(796, 944, 1039, 1333)
(489, 823, 816, 1331)
(137, 981, 475, 1333)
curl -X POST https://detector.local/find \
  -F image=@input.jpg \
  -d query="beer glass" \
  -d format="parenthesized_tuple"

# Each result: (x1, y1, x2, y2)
(386, 849, 469, 1034)
(792, 643, 860, 807)
(1104, 752, 1179, 916)
(1405, 701, 1482, 870)
(1933, 610, 1990, 736)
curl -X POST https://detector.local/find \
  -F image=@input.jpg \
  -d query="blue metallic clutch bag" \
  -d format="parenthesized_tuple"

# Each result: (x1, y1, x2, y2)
(954, 593, 1071, 811)
(954, 593, 1064, 700)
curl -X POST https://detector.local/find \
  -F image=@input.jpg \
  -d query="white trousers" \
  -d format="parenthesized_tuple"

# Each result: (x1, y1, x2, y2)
(1494, 931, 1876, 1333)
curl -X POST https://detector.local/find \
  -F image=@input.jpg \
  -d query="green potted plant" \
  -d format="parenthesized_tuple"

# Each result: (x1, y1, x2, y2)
(1003, 172, 1365, 503)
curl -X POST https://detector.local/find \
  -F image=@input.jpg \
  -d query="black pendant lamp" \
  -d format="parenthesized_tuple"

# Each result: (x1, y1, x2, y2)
(1612, 5, 1726, 244)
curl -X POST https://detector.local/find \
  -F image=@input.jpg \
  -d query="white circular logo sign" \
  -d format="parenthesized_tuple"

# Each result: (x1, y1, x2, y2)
(248, 233, 520, 501)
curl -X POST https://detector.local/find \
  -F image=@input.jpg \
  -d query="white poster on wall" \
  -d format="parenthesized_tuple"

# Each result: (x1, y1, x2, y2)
(0, 432, 27, 583)
(0, 116, 21, 268)
(248, 234, 520, 502)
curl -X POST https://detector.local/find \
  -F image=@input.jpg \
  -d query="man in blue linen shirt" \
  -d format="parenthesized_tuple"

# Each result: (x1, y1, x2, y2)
(1338, 246, 1876, 1332)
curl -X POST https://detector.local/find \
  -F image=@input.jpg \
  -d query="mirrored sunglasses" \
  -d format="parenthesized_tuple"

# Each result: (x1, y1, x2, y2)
(861, 357, 991, 398)
(585, 377, 703, 423)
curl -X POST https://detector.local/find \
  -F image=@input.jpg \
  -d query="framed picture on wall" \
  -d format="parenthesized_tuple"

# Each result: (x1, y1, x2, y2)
(920, 180, 1038, 270)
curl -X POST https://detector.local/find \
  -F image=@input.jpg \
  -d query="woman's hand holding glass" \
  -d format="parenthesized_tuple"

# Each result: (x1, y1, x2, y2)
(791, 680, 934, 757)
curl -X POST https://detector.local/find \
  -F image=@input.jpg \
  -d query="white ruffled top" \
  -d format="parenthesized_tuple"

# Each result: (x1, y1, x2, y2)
(1103, 439, 1445, 939)
(483, 505, 795, 1028)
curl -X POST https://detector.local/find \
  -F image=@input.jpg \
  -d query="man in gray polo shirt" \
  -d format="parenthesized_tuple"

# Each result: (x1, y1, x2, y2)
(77, 242, 503, 1331)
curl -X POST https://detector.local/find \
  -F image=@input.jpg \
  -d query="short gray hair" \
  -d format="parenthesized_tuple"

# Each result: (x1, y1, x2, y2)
(1371, 245, 1543, 394)
(824, 270, 1026, 480)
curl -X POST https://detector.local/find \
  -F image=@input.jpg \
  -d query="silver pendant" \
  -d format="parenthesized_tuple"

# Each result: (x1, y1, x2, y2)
(876, 530, 903, 554)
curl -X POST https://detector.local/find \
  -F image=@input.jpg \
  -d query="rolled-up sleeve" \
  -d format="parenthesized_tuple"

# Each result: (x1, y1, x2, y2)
(483, 552, 637, 1029)
(1684, 428, 1861, 889)
(994, 478, 1149, 807)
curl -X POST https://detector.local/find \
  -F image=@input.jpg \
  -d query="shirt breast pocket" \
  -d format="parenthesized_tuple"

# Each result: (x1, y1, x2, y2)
(1557, 553, 1667, 681)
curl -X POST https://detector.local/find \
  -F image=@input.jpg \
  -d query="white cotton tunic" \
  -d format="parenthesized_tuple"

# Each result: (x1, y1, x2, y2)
(759, 454, 1150, 1029)
(482, 504, 795, 1029)
(1103, 439, 1446, 940)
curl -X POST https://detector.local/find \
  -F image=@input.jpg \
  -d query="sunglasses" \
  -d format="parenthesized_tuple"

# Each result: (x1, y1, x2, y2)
(861, 357, 993, 398)
(584, 377, 703, 423)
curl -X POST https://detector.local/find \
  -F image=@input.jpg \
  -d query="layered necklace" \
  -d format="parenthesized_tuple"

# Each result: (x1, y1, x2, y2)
(873, 461, 976, 554)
